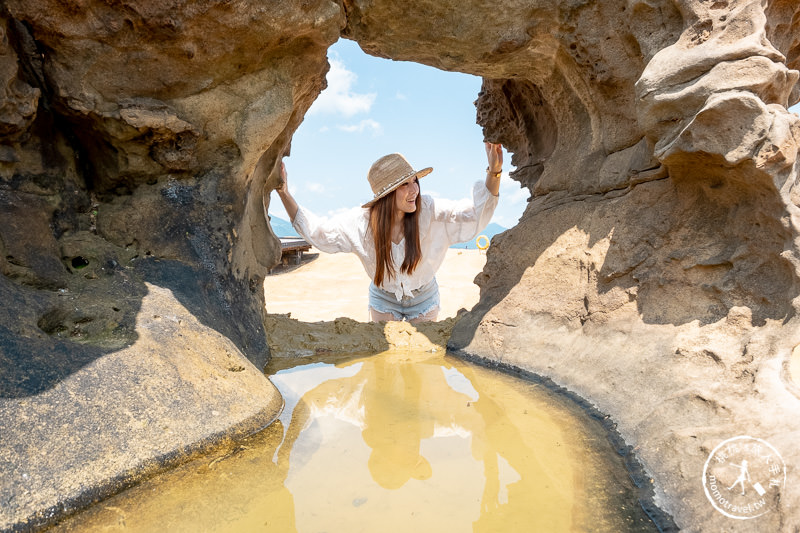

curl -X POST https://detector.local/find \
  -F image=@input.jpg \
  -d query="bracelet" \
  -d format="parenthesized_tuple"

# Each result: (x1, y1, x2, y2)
(486, 166, 502, 178)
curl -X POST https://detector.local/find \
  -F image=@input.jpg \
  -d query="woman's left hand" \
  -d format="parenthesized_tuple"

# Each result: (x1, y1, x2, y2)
(484, 142, 502, 196)
(485, 142, 503, 173)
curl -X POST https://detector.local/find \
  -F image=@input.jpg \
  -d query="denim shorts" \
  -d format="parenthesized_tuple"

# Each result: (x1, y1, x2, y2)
(368, 278, 440, 321)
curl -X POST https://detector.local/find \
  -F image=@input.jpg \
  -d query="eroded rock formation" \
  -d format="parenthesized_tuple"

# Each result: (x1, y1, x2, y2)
(350, 0, 800, 529)
(1, 0, 800, 531)
(0, 1, 341, 530)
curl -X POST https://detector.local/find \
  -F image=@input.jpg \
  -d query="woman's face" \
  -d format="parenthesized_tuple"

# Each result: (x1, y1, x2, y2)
(394, 177, 419, 215)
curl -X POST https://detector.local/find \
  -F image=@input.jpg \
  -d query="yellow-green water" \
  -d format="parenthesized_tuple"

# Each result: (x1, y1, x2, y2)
(52, 350, 657, 532)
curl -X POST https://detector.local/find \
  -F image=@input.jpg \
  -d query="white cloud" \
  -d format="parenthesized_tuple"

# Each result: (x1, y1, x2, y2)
(492, 212, 521, 229)
(500, 172, 529, 206)
(490, 172, 529, 228)
(304, 182, 326, 194)
(326, 206, 353, 218)
(395, 91, 408, 101)
(337, 119, 383, 136)
(506, 187, 529, 206)
(308, 58, 376, 117)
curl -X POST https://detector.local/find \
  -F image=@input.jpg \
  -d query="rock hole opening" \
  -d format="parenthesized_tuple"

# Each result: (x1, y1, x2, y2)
(263, 39, 528, 324)
(70, 256, 89, 269)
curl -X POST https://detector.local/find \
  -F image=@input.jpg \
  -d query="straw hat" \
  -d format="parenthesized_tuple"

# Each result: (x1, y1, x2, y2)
(361, 153, 433, 208)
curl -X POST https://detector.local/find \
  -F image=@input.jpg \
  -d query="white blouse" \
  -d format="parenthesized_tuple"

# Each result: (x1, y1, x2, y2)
(291, 181, 499, 301)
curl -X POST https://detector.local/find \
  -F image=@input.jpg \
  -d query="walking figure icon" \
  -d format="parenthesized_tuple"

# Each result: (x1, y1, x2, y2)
(727, 460, 751, 495)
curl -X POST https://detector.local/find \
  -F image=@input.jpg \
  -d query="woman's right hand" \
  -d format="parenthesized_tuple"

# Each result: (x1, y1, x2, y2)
(274, 160, 299, 221)
(276, 161, 288, 193)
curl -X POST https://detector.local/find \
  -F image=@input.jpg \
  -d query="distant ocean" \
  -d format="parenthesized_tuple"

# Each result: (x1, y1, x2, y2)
(269, 216, 300, 237)
(450, 222, 507, 249)
(268, 216, 506, 249)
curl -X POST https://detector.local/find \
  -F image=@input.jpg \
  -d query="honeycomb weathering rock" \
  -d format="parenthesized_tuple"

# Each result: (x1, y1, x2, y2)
(1, 0, 800, 530)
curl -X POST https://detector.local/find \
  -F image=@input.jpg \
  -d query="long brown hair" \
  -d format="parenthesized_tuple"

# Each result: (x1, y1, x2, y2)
(369, 184, 422, 287)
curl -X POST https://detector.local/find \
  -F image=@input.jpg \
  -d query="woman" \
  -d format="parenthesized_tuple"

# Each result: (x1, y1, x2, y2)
(274, 142, 503, 323)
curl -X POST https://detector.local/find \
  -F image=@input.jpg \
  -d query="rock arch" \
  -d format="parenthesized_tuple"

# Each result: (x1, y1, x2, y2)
(1, 0, 799, 530)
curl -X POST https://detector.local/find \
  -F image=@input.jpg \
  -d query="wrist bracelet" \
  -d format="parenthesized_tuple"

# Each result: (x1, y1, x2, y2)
(486, 167, 502, 178)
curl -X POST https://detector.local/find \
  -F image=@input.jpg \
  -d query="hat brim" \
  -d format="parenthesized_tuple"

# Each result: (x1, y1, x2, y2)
(361, 167, 433, 208)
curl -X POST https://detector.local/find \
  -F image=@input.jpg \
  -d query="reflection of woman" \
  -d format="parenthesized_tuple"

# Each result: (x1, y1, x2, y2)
(271, 350, 585, 530)
(361, 356, 434, 489)
(273, 143, 502, 323)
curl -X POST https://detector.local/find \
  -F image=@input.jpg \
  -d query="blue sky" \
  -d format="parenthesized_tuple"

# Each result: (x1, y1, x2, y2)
(273, 38, 800, 229)
(272, 39, 528, 229)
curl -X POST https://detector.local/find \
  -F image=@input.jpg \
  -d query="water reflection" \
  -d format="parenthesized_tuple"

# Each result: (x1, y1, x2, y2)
(272, 351, 579, 531)
(52, 350, 657, 532)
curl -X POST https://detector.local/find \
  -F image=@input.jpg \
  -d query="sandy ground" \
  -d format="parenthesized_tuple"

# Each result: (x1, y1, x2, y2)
(263, 247, 486, 323)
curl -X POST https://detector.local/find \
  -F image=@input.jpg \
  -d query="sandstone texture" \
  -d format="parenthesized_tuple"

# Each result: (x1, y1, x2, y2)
(435, 1, 800, 531)
(347, 0, 795, 529)
(0, 284, 282, 531)
(0, 0, 341, 530)
(265, 314, 458, 358)
(2, 0, 800, 531)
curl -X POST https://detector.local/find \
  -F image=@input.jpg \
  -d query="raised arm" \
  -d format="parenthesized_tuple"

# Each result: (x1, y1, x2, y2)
(484, 142, 503, 196)
(275, 161, 299, 222)
(430, 143, 502, 245)
(269, 160, 360, 254)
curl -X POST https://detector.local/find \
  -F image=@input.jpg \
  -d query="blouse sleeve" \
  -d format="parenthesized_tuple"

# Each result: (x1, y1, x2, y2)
(291, 205, 361, 254)
(432, 181, 499, 245)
